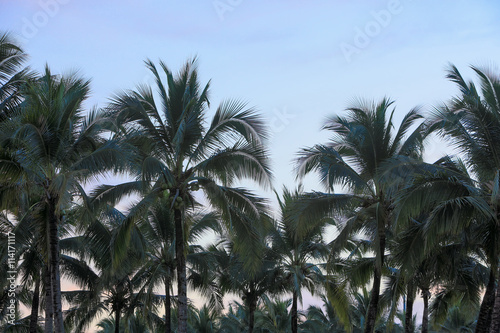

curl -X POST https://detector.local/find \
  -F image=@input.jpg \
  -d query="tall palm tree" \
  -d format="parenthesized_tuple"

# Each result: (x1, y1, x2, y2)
(0, 32, 35, 328)
(102, 58, 272, 333)
(420, 64, 500, 333)
(0, 66, 124, 333)
(271, 186, 329, 333)
(295, 98, 426, 333)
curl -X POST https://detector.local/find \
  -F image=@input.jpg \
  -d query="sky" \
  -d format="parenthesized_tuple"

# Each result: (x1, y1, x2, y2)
(3, 0, 500, 196)
(2, 0, 500, 323)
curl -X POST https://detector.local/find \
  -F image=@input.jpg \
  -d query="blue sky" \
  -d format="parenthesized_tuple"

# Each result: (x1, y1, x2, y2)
(2, 0, 500, 195)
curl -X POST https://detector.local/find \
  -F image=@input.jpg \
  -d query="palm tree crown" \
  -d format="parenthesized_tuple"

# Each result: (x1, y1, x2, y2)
(295, 97, 426, 333)
(104, 58, 273, 333)
(0, 66, 124, 333)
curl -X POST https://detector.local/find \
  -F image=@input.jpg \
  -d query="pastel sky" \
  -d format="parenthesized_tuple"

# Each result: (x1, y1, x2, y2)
(3, 0, 500, 195)
(2, 0, 500, 319)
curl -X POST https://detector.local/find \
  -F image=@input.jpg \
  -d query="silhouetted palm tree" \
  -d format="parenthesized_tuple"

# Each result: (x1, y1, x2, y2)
(213, 233, 285, 333)
(271, 186, 329, 333)
(404, 64, 500, 333)
(103, 58, 272, 333)
(62, 207, 147, 333)
(295, 98, 426, 333)
(0, 67, 124, 333)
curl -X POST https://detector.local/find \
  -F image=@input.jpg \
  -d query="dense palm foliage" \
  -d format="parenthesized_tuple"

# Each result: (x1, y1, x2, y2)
(2, 30, 500, 332)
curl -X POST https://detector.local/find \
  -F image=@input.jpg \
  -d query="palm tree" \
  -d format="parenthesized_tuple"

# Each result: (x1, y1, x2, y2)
(0, 32, 35, 329)
(420, 64, 500, 333)
(62, 204, 149, 333)
(0, 188, 32, 327)
(130, 197, 178, 333)
(431, 306, 477, 332)
(191, 304, 219, 333)
(347, 288, 403, 333)
(132, 201, 222, 333)
(95, 311, 154, 333)
(255, 295, 292, 332)
(219, 297, 291, 333)
(8, 203, 47, 333)
(102, 58, 272, 333)
(0, 31, 33, 121)
(300, 294, 344, 333)
(70, 190, 222, 333)
(219, 301, 251, 333)
(271, 186, 329, 333)
(213, 234, 285, 333)
(387, 211, 486, 333)
(5, 188, 85, 332)
(0, 66, 125, 333)
(169, 303, 200, 332)
(295, 98, 426, 333)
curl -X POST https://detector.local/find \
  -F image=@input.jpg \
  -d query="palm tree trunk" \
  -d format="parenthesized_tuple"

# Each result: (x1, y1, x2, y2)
(489, 272, 500, 333)
(404, 284, 415, 333)
(476, 268, 497, 333)
(29, 276, 41, 333)
(49, 198, 65, 333)
(44, 264, 53, 333)
(165, 277, 171, 333)
(421, 288, 430, 333)
(291, 290, 298, 333)
(364, 226, 386, 333)
(114, 303, 121, 333)
(364, 268, 382, 333)
(248, 294, 257, 333)
(174, 208, 188, 333)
